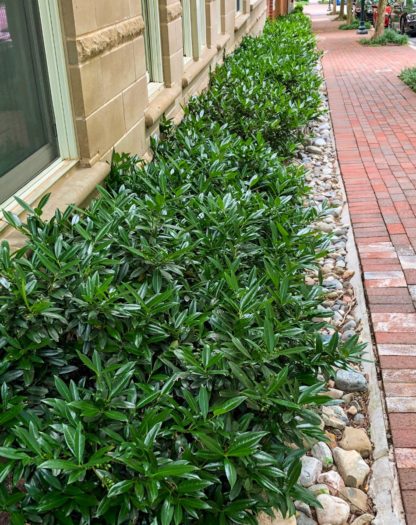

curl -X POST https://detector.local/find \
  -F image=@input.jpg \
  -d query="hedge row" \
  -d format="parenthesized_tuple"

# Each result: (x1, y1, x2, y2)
(0, 14, 362, 525)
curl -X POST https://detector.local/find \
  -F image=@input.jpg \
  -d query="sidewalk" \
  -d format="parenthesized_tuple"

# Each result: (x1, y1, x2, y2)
(306, 4, 416, 523)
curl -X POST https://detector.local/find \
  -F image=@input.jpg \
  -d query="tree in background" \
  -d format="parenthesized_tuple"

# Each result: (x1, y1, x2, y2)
(338, 0, 346, 19)
(373, 0, 387, 38)
(347, 0, 353, 23)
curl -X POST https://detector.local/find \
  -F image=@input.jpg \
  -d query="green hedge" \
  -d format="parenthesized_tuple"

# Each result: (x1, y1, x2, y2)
(338, 20, 371, 30)
(360, 28, 408, 46)
(399, 66, 416, 92)
(188, 17, 321, 158)
(0, 14, 362, 525)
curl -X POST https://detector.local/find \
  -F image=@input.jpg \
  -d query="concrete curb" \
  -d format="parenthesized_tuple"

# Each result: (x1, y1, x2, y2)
(322, 67, 407, 525)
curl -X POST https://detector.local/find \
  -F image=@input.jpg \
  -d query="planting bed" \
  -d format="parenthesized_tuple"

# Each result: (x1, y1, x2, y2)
(0, 13, 372, 525)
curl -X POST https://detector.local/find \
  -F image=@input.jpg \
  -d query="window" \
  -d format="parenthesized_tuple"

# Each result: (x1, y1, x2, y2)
(0, 0, 76, 205)
(141, 0, 163, 84)
(182, 0, 193, 58)
(217, 0, 222, 34)
(196, 0, 206, 50)
(0, 0, 57, 203)
(181, 0, 206, 60)
(236, 0, 242, 13)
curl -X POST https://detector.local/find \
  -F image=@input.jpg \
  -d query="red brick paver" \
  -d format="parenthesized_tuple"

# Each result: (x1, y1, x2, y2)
(307, 4, 416, 523)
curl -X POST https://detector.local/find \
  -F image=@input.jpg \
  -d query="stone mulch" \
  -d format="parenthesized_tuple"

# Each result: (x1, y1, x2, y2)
(259, 53, 376, 525)
(305, 1, 416, 523)
(295, 60, 374, 525)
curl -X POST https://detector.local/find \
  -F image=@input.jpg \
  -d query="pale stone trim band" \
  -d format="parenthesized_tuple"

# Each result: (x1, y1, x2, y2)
(74, 17, 145, 64)
(144, 85, 182, 128)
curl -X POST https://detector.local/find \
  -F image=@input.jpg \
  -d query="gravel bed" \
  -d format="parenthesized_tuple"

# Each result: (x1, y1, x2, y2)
(294, 60, 375, 525)
(258, 56, 378, 525)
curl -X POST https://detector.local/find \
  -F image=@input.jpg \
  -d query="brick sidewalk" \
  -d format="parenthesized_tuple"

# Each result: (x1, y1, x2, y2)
(307, 4, 416, 523)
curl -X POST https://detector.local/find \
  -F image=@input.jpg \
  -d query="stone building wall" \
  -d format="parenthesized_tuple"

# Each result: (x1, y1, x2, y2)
(60, 0, 268, 166)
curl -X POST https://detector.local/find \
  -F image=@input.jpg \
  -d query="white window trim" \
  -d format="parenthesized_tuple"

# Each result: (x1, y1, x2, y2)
(182, 0, 193, 58)
(190, 0, 206, 60)
(38, 0, 78, 160)
(182, 0, 207, 61)
(0, 159, 78, 226)
(142, 0, 164, 85)
(217, 0, 222, 34)
(197, 0, 206, 49)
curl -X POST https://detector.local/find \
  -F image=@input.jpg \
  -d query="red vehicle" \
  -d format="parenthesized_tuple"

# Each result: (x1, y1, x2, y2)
(372, 2, 393, 27)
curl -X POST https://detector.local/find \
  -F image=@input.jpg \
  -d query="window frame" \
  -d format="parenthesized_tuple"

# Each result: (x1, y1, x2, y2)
(141, 0, 164, 90)
(182, 0, 208, 61)
(190, 0, 206, 60)
(196, 0, 206, 49)
(216, 0, 222, 34)
(182, 0, 193, 58)
(0, 0, 77, 206)
(38, 0, 77, 160)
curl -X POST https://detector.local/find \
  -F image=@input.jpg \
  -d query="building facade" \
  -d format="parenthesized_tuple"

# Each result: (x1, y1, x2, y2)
(0, 0, 271, 247)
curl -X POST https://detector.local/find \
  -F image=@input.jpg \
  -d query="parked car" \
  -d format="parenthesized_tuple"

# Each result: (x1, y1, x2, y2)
(389, 0, 416, 34)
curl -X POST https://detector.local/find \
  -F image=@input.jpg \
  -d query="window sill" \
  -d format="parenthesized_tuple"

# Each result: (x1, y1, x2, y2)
(144, 84, 182, 128)
(1, 159, 77, 228)
(1, 160, 110, 251)
(235, 13, 249, 32)
(250, 0, 264, 10)
(182, 46, 217, 88)
(148, 81, 164, 100)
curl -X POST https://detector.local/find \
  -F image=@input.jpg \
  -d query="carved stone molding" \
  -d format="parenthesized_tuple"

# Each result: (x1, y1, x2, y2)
(74, 17, 145, 63)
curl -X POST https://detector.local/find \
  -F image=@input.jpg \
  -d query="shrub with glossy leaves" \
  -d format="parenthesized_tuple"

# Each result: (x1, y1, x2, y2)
(399, 66, 416, 92)
(187, 13, 322, 158)
(0, 14, 363, 525)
